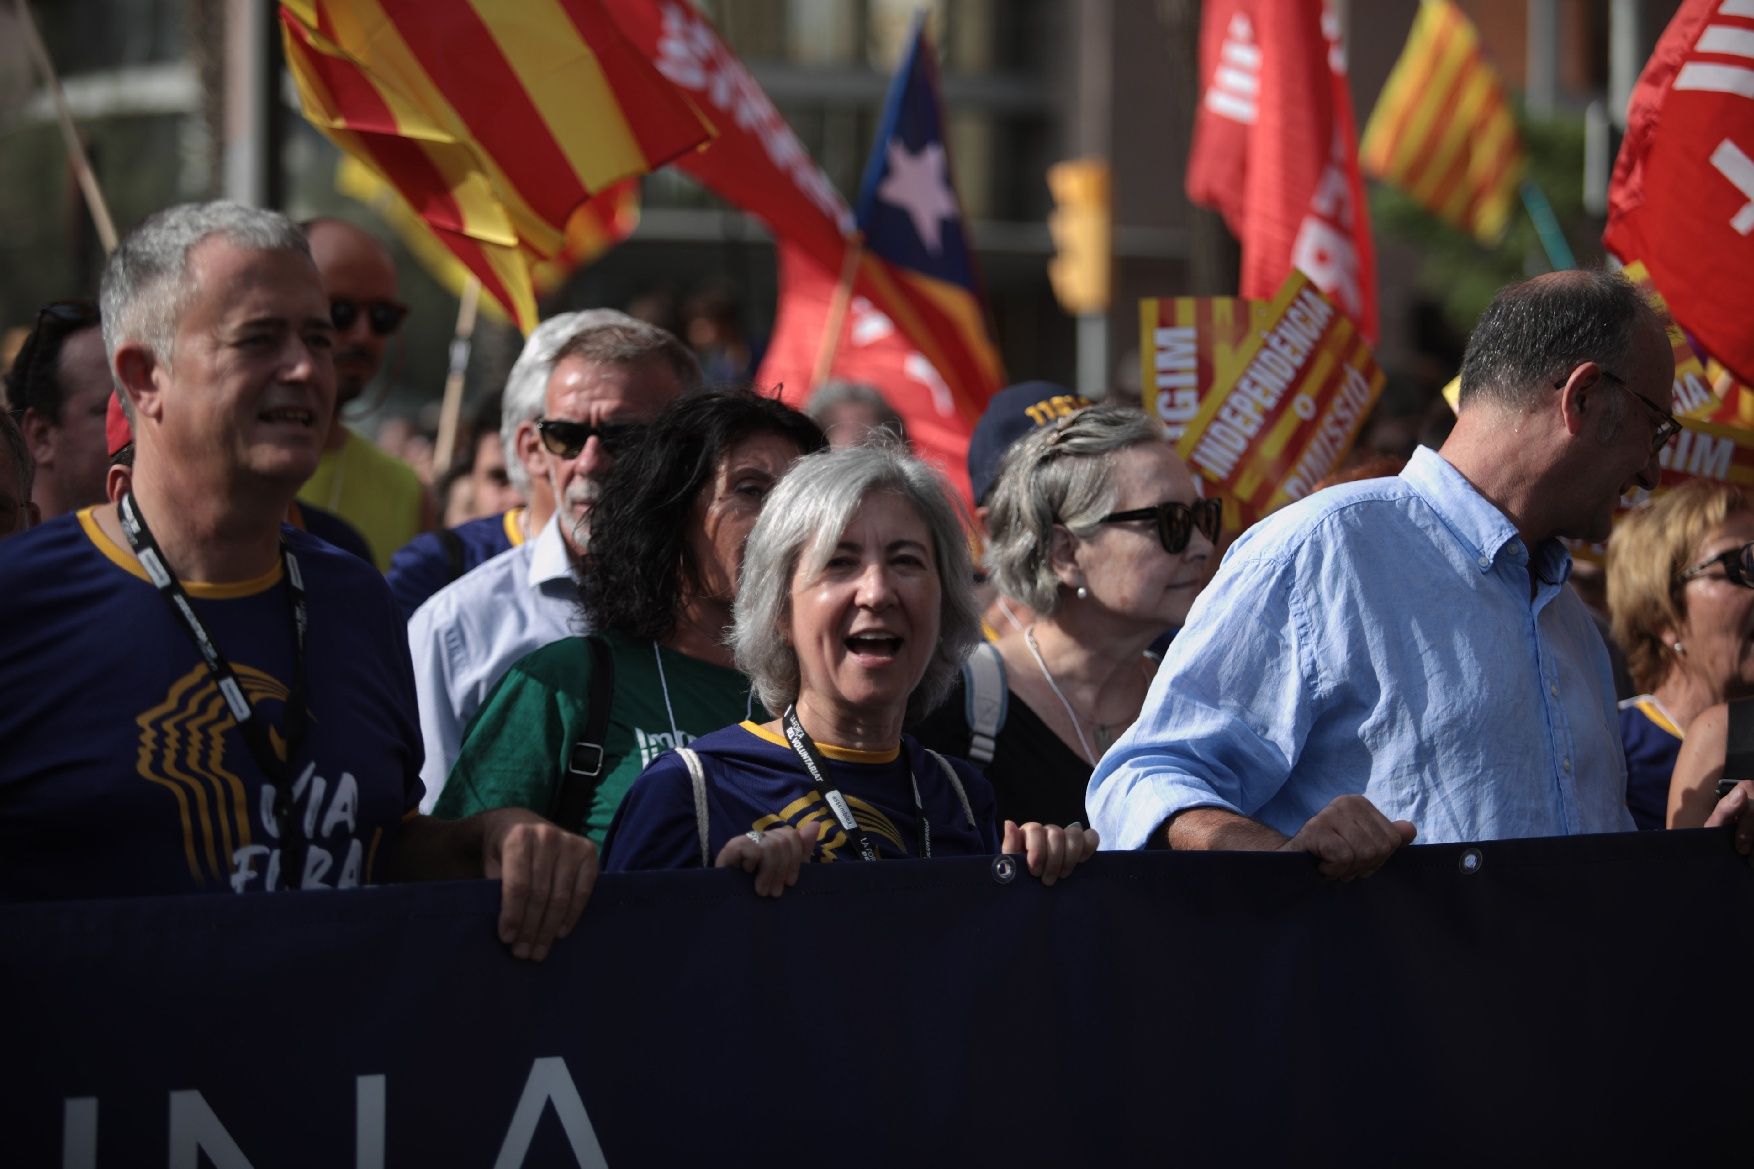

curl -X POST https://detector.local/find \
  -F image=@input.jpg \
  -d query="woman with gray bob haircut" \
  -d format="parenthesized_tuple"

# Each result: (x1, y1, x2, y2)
(601, 442, 1099, 894)
(914, 405, 1219, 828)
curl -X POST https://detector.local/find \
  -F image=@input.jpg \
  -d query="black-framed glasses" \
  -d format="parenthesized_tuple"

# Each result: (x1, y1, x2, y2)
(536, 418, 644, 460)
(1097, 497, 1223, 555)
(1566, 370, 1680, 456)
(1681, 541, 1754, 589)
(330, 298, 408, 336)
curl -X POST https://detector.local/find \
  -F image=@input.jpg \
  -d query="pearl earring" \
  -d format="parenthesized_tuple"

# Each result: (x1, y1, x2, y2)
(1076, 585, 1089, 600)
(1672, 641, 1686, 655)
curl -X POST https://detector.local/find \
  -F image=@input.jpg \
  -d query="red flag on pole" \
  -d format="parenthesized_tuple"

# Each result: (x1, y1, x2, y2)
(1605, 0, 1754, 387)
(1186, 0, 1378, 341)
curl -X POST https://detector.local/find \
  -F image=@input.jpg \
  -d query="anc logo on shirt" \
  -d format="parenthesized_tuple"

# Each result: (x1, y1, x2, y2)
(750, 791, 909, 861)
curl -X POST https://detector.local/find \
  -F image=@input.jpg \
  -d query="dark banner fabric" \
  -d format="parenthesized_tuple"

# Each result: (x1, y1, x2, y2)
(5, 830, 1752, 1167)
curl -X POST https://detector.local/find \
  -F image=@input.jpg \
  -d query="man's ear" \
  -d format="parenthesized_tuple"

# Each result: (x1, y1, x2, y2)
(113, 343, 164, 425)
(514, 419, 546, 483)
(18, 407, 52, 465)
(1556, 361, 1606, 438)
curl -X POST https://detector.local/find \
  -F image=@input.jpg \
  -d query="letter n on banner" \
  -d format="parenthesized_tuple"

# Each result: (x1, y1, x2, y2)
(1167, 270, 1385, 529)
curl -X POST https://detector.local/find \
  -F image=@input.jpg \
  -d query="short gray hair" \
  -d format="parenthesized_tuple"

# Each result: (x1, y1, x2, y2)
(732, 443, 980, 723)
(986, 404, 1163, 614)
(805, 380, 907, 445)
(100, 201, 310, 369)
(500, 310, 624, 494)
(1458, 267, 1667, 412)
(0, 407, 33, 502)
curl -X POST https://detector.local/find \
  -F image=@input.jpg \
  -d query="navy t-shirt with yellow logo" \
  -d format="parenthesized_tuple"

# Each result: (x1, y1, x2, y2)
(0, 508, 424, 902)
(601, 721, 999, 871)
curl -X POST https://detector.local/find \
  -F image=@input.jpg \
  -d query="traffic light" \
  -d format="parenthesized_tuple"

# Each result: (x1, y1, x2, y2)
(1047, 159, 1111, 316)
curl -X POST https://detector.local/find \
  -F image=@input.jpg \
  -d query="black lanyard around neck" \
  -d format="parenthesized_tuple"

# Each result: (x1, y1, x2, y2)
(119, 492, 309, 874)
(779, 706, 929, 861)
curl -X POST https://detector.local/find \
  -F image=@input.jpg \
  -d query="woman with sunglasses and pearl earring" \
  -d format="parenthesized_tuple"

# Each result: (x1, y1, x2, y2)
(912, 406, 1218, 828)
(1606, 480, 1754, 829)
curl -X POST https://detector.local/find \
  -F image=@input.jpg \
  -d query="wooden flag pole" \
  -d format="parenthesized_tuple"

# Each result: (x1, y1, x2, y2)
(809, 234, 865, 392)
(15, 0, 118, 254)
(433, 276, 482, 476)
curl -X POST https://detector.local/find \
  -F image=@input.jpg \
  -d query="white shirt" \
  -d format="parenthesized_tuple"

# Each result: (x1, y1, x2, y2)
(409, 515, 583, 811)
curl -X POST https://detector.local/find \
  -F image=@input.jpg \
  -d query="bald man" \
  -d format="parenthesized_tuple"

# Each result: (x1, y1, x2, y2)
(296, 218, 432, 570)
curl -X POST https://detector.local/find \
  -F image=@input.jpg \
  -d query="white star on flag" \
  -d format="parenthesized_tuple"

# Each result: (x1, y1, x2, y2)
(876, 140, 958, 255)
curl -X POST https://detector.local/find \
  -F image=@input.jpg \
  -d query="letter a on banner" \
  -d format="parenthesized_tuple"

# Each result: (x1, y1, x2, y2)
(493, 1057, 609, 1169)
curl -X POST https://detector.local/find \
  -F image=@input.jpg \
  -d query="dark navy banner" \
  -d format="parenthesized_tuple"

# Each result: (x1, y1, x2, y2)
(4, 830, 1752, 1167)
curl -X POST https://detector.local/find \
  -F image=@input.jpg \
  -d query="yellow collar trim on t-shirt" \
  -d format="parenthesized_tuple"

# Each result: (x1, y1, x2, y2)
(504, 506, 528, 547)
(79, 506, 285, 599)
(1633, 696, 1684, 739)
(739, 720, 902, 764)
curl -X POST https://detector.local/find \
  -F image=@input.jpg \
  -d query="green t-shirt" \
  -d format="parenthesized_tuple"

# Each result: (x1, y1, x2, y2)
(435, 629, 762, 845)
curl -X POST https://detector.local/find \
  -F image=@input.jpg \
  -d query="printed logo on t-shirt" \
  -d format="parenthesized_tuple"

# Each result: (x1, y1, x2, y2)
(635, 726, 695, 767)
(751, 791, 908, 861)
(135, 664, 381, 893)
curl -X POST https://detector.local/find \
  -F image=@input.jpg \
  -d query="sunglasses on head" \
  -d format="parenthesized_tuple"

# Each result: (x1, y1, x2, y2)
(1681, 540, 1754, 589)
(330, 298, 408, 337)
(9, 299, 101, 417)
(536, 418, 644, 460)
(1097, 497, 1223, 555)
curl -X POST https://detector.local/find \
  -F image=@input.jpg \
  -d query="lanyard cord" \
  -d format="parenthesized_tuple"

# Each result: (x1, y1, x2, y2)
(118, 492, 309, 884)
(778, 706, 929, 860)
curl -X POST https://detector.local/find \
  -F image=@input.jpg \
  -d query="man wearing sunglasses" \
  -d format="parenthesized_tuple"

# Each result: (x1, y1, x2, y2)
(3, 299, 112, 520)
(409, 313, 699, 808)
(296, 218, 432, 571)
(1088, 270, 1754, 873)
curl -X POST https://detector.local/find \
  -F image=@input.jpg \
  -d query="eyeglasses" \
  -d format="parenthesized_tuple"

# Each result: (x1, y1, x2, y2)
(1097, 497, 1223, 555)
(536, 418, 644, 460)
(329, 298, 408, 337)
(1581, 371, 1680, 456)
(1681, 541, 1754, 589)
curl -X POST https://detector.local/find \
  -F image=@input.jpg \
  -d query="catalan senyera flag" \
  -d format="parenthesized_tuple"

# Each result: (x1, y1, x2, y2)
(279, 0, 712, 332)
(1168, 270, 1386, 530)
(337, 156, 640, 324)
(1360, 0, 1524, 245)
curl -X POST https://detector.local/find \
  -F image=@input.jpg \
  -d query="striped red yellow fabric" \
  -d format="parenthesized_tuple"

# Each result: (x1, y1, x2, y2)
(1360, 0, 1524, 245)
(280, 0, 710, 332)
(336, 156, 639, 323)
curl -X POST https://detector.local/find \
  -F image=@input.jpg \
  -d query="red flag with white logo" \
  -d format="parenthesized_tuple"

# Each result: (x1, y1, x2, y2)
(1605, 0, 1754, 387)
(1185, 0, 1377, 341)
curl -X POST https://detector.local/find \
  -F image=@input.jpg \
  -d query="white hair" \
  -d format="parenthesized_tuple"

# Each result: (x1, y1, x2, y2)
(731, 443, 980, 723)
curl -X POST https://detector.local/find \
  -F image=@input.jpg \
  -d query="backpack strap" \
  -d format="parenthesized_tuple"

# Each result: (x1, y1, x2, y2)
(552, 635, 614, 834)
(924, 748, 978, 830)
(961, 641, 1008, 766)
(676, 747, 711, 867)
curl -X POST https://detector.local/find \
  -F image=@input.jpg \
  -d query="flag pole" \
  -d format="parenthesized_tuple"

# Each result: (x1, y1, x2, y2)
(15, 0, 118, 254)
(1519, 179, 1576, 271)
(810, 234, 865, 391)
(433, 277, 482, 476)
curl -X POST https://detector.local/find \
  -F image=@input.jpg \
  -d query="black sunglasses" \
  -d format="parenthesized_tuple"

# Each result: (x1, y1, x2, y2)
(1562, 370, 1679, 456)
(330, 298, 408, 337)
(1681, 540, 1754, 589)
(1097, 497, 1223, 555)
(7, 300, 101, 419)
(536, 418, 644, 460)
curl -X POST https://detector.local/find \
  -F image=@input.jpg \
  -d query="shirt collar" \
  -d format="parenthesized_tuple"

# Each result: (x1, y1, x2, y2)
(528, 514, 577, 589)
(1399, 446, 1572, 583)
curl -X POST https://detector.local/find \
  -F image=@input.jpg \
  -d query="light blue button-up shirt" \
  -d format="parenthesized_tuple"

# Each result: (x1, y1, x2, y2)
(1088, 446, 1632, 849)
(409, 515, 585, 812)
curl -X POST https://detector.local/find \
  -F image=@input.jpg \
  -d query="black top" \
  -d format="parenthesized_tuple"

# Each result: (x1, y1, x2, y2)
(911, 672, 1092, 829)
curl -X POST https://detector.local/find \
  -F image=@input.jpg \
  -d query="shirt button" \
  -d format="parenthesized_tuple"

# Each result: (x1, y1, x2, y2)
(1550, 683, 1560, 698)
(1477, 556, 1490, 569)
(1562, 757, 1572, 773)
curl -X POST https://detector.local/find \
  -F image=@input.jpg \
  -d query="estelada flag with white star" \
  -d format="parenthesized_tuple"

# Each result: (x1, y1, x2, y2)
(849, 12, 1004, 429)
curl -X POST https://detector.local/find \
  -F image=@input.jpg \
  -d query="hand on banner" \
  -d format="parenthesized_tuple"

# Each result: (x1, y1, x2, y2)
(480, 810, 598, 962)
(1281, 794, 1415, 881)
(1703, 781, 1754, 863)
(1001, 820, 1101, 887)
(716, 822, 820, 897)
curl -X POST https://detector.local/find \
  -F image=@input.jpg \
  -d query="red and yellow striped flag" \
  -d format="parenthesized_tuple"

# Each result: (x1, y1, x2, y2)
(1360, 0, 1524, 245)
(279, 0, 712, 332)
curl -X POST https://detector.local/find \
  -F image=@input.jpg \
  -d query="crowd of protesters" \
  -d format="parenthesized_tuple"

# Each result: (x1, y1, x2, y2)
(2, 200, 1752, 960)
